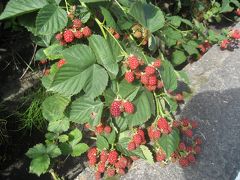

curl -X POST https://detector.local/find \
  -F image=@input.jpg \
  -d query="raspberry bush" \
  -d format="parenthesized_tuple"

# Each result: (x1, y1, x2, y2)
(0, 0, 239, 178)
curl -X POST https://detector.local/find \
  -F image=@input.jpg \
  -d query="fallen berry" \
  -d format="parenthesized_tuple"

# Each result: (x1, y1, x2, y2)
(194, 137, 203, 145)
(194, 145, 201, 154)
(220, 39, 229, 49)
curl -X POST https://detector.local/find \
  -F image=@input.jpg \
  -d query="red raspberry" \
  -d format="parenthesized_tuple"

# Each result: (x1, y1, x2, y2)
(108, 150, 118, 164)
(72, 19, 82, 29)
(153, 59, 161, 68)
(183, 129, 193, 138)
(146, 85, 156, 91)
(104, 126, 112, 134)
(57, 59, 66, 68)
(156, 152, 166, 162)
(63, 29, 74, 43)
(127, 55, 139, 70)
(220, 39, 229, 49)
(128, 141, 136, 151)
(107, 167, 115, 177)
(39, 60, 47, 65)
(87, 147, 97, 159)
(88, 157, 97, 166)
(191, 121, 198, 129)
(118, 168, 125, 175)
(182, 118, 190, 127)
(148, 75, 157, 86)
(157, 80, 164, 89)
(153, 130, 161, 139)
(157, 118, 169, 130)
(236, 8, 240, 16)
(123, 101, 135, 114)
(137, 129, 145, 140)
(100, 150, 108, 162)
(194, 145, 201, 154)
(74, 30, 83, 39)
(55, 33, 63, 40)
(175, 93, 184, 101)
(186, 146, 193, 152)
(118, 156, 128, 168)
(133, 134, 142, 146)
(148, 126, 155, 140)
(60, 40, 67, 46)
(84, 123, 91, 129)
(82, 26, 92, 37)
(145, 65, 156, 75)
(130, 156, 139, 161)
(97, 162, 105, 173)
(95, 172, 101, 180)
(43, 69, 50, 76)
(140, 74, 149, 85)
(110, 100, 122, 117)
(194, 137, 203, 145)
(187, 153, 196, 163)
(179, 142, 186, 151)
(95, 124, 104, 134)
(125, 71, 135, 83)
(172, 120, 181, 128)
(230, 29, 240, 39)
(114, 33, 120, 39)
(179, 157, 189, 167)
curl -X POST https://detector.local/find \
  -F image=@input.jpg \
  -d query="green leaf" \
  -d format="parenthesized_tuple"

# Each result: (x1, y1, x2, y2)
(119, 80, 140, 99)
(69, 128, 82, 146)
(168, 16, 182, 27)
(96, 135, 109, 150)
(36, 4, 67, 35)
(100, 7, 117, 30)
(176, 70, 189, 84)
(43, 44, 64, 60)
(113, 117, 128, 132)
(106, 34, 123, 63)
(84, 64, 109, 98)
(59, 143, 72, 155)
(80, 0, 111, 2)
(104, 128, 116, 144)
(182, 44, 198, 56)
(35, 48, 47, 61)
(48, 119, 70, 133)
(71, 143, 89, 157)
(158, 129, 180, 158)
(18, 12, 37, 35)
(129, 1, 165, 32)
(46, 144, 61, 158)
(172, 50, 186, 66)
(127, 89, 152, 127)
(89, 35, 119, 77)
(26, 144, 46, 159)
(63, 44, 96, 66)
(160, 60, 178, 91)
(69, 97, 103, 126)
(163, 27, 182, 47)
(164, 96, 178, 113)
(58, 134, 69, 142)
(140, 145, 154, 164)
(42, 94, 70, 121)
(0, 0, 48, 20)
(29, 154, 50, 176)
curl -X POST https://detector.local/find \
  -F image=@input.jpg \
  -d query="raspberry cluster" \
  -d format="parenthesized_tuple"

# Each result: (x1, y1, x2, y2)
(110, 100, 135, 117)
(55, 18, 92, 45)
(127, 129, 146, 151)
(148, 117, 172, 141)
(220, 29, 240, 51)
(173, 118, 202, 167)
(124, 55, 163, 92)
(87, 147, 132, 179)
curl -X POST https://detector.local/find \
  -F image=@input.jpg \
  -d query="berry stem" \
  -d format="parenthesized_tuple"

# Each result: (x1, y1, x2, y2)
(64, 0, 69, 13)
(95, 18, 107, 38)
